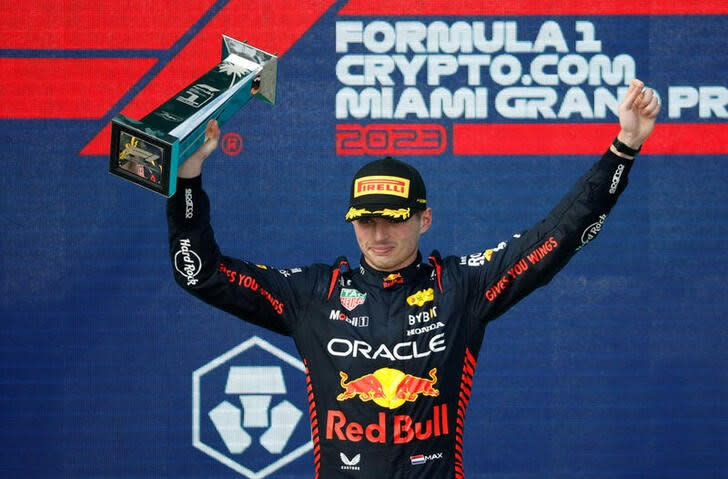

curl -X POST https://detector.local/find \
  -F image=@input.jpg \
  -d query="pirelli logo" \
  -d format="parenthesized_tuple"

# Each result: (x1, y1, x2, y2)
(354, 176, 410, 198)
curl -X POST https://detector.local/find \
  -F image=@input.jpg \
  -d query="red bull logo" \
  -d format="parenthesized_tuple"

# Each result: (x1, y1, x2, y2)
(330, 366, 447, 445)
(383, 272, 404, 288)
(325, 404, 449, 444)
(395, 368, 439, 401)
(337, 367, 439, 409)
(337, 372, 386, 402)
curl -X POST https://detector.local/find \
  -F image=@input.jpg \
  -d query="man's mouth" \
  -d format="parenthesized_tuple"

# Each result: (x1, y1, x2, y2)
(370, 245, 394, 255)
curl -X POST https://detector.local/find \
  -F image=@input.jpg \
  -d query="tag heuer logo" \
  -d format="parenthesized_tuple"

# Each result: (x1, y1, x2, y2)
(340, 288, 366, 311)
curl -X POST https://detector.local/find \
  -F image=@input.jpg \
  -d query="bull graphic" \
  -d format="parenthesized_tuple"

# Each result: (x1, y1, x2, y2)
(336, 371, 386, 401)
(394, 368, 439, 401)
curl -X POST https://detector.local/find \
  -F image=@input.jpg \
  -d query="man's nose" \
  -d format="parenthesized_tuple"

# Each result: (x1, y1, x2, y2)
(373, 221, 390, 241)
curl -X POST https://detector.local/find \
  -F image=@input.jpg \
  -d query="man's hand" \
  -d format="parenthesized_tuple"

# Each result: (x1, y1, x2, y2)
(178, 119, 221, 179)
(615, 79, 661, 154)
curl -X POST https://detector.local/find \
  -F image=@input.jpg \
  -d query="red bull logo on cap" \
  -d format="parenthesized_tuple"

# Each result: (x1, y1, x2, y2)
(337, 367, 439, 410)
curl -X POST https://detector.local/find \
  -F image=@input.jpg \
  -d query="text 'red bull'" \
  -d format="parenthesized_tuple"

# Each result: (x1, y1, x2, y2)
(326, 404, 449, 444)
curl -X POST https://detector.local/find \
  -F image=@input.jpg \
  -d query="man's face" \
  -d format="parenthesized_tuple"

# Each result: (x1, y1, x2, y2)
(352, 209, 432, 272)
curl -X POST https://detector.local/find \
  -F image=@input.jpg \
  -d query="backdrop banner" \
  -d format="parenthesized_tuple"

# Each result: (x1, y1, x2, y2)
(0, 2, 726, 478)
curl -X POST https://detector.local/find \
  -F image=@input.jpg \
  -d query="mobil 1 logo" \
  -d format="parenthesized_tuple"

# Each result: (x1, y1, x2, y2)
(192, 336, 313, 478)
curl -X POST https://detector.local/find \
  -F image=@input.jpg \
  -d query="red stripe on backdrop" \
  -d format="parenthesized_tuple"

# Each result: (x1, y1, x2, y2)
(0, 58, 156, 119)
(0, 0, 216, 50)
(81, 0, 337, 155)
(339, 0, 728, 16)
(453, 123, 728, 155)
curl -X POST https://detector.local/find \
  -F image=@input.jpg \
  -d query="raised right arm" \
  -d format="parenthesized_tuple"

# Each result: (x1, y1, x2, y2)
(166, 120, 319, 335)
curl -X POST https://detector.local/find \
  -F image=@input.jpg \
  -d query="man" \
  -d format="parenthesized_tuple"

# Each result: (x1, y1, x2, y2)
(168, 78, 659, 478)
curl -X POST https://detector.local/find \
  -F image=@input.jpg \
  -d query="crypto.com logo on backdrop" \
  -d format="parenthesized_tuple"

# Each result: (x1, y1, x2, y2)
(192, 336, 312, 478)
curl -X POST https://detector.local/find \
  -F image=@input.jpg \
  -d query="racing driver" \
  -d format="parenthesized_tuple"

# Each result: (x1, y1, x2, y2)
(167, 78, 660, 478)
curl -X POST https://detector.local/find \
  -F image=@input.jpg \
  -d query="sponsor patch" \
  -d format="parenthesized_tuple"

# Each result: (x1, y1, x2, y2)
(383, 273, 404, 288)
(579, 214, 608, 249)
(184, 188, 194, 218)
(327, 333, 446, 361)
(340, 452, 361, 471)
(408, 306, 438, 329)
(410, 452, 443, 465)
(406, 321, 444, 337)
(354, 175, 410, 198)
(340, 288, 367, 311)
(330, 309, 370, 328)
(406, 288, 434, 307)
(336, 367, 439, 409)
(609, 164, 625, 194)
(484, 241, 507, 261)
(326, 404, 448, 444)
(175, 239, 202, 286)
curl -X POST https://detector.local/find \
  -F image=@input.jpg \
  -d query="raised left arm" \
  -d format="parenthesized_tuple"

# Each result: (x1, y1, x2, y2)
(464, 78, 660, 323)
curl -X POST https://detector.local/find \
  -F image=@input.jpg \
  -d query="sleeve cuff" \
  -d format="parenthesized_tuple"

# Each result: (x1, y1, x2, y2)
(177, 175, 202, 191)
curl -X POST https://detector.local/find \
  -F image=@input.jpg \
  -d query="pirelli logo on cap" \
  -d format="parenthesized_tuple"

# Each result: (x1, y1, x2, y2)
(354, 176, 410, 199)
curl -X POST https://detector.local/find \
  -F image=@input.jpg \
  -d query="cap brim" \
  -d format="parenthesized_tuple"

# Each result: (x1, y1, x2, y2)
(345, 205, 417, 222)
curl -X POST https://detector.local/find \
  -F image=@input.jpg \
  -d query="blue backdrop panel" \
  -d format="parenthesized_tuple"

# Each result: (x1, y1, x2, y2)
(1, 2, 726, 478)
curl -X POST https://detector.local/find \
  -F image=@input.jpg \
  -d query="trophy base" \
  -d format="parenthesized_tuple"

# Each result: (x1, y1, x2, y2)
(109, 115, 180, 197)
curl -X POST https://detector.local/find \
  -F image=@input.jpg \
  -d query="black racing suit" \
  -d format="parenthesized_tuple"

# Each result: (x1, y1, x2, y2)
(167, 149, 632, 478)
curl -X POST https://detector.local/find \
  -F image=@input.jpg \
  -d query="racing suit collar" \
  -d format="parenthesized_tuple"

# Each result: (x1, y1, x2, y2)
(358, 252, 426, 288)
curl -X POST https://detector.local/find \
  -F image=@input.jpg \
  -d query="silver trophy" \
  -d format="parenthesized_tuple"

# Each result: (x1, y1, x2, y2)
(109, 35, 277, 197)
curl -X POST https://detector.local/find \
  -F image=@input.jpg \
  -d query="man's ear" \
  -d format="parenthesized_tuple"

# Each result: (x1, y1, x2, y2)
(419, 208, 432, 233)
